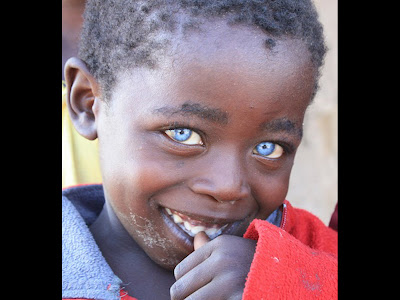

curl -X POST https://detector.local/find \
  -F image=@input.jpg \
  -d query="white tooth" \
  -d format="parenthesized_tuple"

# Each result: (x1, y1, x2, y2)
(220, 224, 229, 230)
(190, 225, 206, 235)
(165, 208, 172, 215)
(205, 227, 219, 237)
(184, 221, 192, 231)
(173, 214, 183, 224)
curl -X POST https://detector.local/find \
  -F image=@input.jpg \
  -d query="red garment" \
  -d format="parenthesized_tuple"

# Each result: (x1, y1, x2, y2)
(120, 290, 137, 300)
(242, 200, 337, 299)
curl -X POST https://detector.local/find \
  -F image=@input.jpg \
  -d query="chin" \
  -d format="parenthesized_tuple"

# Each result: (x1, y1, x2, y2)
(145, 245, 188, 271)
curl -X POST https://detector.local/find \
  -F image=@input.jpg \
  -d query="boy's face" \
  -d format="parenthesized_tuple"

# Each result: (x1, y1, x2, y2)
(93, 22, 316, 269)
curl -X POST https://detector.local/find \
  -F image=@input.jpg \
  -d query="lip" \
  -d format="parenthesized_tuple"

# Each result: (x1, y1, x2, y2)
(160, 205, 248, 243)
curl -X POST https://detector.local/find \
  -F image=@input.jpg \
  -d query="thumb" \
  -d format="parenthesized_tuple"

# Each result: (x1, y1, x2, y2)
(194, 231, 211, 250)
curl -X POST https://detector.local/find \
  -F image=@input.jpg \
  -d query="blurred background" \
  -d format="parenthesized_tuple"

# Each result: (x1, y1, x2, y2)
(62, 0, 85, 80)
(62, 0, 338, 225)
(286, 0, 338, 225)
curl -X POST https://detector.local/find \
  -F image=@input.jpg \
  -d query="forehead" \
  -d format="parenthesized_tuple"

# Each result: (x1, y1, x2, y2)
(169, 19, 312, 72)
(111, 20, 316, 120)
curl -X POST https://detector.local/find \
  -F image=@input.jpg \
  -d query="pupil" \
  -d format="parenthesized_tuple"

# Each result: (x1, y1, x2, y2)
(256, 142, 274, 156)
(173, 128, 191, 141)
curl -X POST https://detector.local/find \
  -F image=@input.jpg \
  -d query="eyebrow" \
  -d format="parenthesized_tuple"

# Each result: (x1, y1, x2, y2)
(152, 102, 229, 125)
(261, 118, 303, 138)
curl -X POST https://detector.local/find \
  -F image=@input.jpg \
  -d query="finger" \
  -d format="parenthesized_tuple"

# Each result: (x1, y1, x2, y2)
(174, 239, 212, 280)
(179, 274, 243, 300)
(170, 258, 213, 300)
(194, 231, 211, 250)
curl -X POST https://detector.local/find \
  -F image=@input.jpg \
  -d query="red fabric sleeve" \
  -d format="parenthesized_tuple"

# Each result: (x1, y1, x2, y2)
(242, 205, 337, 299)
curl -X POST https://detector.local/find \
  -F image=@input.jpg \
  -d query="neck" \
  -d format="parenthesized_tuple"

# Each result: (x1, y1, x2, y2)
(90, 202, 175, 299)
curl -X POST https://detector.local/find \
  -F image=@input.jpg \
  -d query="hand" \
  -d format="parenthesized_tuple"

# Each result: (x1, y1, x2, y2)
(170, 232, 257, 300)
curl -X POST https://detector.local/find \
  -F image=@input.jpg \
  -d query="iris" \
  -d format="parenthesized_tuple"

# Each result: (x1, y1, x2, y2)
(165, 128, 203, 145)
(172, 129, 192, 141)
(255, 142, 275, 156)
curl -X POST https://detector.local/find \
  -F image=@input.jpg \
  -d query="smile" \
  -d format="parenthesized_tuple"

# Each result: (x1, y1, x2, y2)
(164, 207, 230, 239)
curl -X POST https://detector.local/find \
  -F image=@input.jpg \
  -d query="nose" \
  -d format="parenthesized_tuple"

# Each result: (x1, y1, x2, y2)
(188, 149, 251, 203)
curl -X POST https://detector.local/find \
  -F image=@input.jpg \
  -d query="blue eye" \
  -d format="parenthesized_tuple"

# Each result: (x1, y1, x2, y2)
(253, 142, 283, 158)
(171, 129, 191, 141)
(165, 128, 203, 145)
(256, 142, 275, 155)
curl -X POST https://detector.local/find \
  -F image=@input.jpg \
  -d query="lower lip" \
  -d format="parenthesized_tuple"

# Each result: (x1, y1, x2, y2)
(160, 207, 246, 247)
(160, 208, 194, 251)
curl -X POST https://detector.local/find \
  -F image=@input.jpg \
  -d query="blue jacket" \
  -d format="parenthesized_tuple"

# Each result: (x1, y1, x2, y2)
(62, 184, 123, 300)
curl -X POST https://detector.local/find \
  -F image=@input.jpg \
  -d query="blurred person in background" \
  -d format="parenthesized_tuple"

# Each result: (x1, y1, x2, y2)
(62, 0, 102, 188)
(62, 0, 85, 80)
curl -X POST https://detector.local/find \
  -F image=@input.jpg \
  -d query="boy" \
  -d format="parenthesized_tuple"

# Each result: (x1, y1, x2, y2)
(62, 0, 337, 299)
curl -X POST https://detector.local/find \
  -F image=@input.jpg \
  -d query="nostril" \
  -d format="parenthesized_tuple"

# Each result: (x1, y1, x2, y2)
(188, 177, 250, 204)
(215, 199, 238, 205)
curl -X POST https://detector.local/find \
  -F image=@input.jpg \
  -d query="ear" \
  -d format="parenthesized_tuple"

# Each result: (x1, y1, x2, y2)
(64, 57, 101, 140)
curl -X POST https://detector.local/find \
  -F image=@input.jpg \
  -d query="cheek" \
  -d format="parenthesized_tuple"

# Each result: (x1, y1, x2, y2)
(252, 170, 291, 219)
(101, 150, 174, 208)
(100, 150, 189, 269)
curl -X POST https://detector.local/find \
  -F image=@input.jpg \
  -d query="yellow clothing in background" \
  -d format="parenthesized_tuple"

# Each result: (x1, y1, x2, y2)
(62, 82, 102, 188)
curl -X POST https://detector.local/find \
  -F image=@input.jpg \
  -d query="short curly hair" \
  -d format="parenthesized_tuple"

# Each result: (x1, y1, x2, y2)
(79, 0, 326, 102)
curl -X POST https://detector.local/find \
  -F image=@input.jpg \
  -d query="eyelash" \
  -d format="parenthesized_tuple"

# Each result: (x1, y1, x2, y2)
(260, 139, 295, 155)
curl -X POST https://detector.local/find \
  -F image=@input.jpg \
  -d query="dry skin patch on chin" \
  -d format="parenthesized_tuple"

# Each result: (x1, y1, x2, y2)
(127, 210, 182, 266)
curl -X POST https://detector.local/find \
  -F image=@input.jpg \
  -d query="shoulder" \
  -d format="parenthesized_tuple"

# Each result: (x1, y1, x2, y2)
(62, 185, 122, 300)
(283, 200, 337, 255)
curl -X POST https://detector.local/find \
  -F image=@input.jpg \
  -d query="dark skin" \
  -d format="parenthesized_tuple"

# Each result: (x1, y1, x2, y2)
(65, 20, 316, 300)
